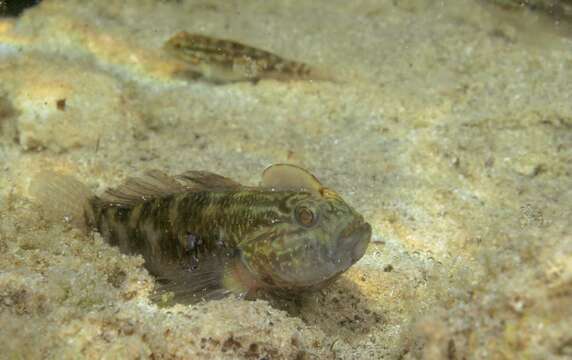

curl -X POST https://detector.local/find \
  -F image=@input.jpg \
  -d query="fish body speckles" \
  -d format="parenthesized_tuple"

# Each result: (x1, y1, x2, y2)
(32, 165, 370, 304)
(163, 31, 332, 83)
(92, 190, 281, 268)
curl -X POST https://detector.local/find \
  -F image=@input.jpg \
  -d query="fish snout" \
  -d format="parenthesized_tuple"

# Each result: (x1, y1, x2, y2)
(338, 221, 371, 263)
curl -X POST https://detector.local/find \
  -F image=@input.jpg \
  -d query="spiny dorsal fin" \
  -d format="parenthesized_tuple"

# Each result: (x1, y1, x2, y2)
(98, 169, 243, 207)
(260, 164, 322, 193)
(100, 170, 185, 207)
(176, 170, 242, 190)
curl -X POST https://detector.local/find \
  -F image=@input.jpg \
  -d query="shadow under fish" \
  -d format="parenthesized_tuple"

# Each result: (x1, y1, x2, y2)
(30, 164, 371, 304)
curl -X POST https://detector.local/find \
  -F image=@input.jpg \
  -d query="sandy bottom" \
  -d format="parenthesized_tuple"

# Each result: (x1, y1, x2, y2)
(1, 0, 571, 359)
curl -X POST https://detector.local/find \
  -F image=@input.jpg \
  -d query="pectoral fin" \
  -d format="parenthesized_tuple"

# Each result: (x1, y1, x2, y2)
(260, 164, 323, 193)
(150, 251, 256, 305)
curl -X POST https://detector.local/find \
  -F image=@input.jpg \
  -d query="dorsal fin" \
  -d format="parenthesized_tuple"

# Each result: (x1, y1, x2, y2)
(176, 170, 242, 190)
(260, 164, 322, 193)
(98, 169, 243, 207)
(100, 170, 185, 207)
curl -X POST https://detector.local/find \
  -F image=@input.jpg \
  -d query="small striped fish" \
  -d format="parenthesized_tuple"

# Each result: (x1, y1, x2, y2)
(163, 31, 332, 83)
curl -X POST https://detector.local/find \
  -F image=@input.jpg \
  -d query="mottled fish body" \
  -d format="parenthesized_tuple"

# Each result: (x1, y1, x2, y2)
(163, 31, 331, 83)
(31, 165, 371, 303)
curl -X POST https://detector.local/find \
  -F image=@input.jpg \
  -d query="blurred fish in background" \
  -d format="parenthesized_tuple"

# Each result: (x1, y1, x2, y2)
(0, 0, 42, 17)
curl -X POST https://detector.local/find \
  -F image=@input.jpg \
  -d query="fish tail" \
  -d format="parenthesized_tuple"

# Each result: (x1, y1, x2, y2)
(29, 171, 94, 232)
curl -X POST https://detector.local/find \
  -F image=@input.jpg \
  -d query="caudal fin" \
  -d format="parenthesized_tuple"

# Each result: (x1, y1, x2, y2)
(29, 171, 94, 232)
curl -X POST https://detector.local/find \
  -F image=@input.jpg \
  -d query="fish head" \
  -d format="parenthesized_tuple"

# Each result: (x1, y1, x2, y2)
(239, 188, 371, 292)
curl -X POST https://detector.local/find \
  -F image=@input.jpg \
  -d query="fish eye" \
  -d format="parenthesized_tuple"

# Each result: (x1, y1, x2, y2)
(295, 206, 317, 227)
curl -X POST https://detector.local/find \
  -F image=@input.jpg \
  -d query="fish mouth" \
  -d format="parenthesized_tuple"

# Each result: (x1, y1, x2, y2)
(339, 222, 372, 263)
